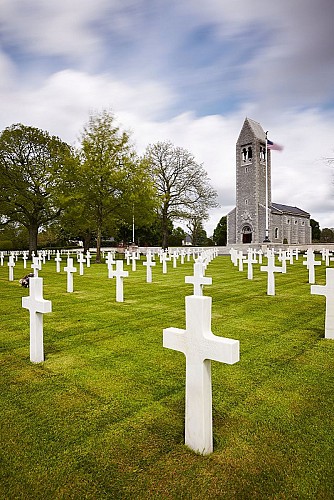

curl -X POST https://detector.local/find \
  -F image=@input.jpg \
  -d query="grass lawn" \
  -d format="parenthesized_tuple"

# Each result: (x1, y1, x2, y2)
(1, 253, 333, 499)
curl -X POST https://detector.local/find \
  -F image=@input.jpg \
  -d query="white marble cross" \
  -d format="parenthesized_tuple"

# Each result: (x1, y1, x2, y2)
(131, 251, 138, 272)
(257, 249, 263, 265)
(31, 256, 40, 277)
(180, 249, 186, 265)
(22, 251, 28, 269)
(161, 251, 170, 274)
(143, 252, 156, 283)
(0, 252, 4, 266)
(311, 268, 334, 339)
(64, 257, 77, 293)
(185, 262, 212, 296)
(77, 252, 86, 276)
(110, 260, 129, 302)
(260, 253, 283, 295)
(303, 249, 321, 284)
(86, 251, 91, 268)
(124, 249, 131, 266)
(22, 277, 52, 363)
(8, 255, 15, 281)
(237, 251, 246, 272)
(245, 250, 257, 280)
(55, 251, 62, 273)
(172, 252, 178, 268)
(229, 248, 237, 266)
(163, 295, 239, 455)
(321, 248, 331, 267)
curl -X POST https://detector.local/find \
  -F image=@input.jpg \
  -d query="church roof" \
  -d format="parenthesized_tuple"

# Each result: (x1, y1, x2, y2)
(271, 203, 310, 217)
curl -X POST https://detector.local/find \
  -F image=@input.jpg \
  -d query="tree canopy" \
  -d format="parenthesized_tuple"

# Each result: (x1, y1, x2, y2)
(69, 110, 157, 261)
(213, 216, 227, 246)
(0, 123, 75, 254)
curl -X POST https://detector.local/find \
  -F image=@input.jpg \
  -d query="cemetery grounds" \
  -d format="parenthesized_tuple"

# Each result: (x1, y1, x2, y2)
(0, 254, 333, 499)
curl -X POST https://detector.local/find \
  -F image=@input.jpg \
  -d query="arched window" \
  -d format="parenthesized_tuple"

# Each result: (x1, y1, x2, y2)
(274, 228, 279, 239)
(242, 148, 247, 161)
(247, 146, 252, 160)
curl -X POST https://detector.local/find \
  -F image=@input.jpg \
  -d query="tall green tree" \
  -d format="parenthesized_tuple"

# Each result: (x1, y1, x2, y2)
(213, 216, 227, 246)
(75, 111, 156, 262)
(310, 219, 321, 242)
(145, 141, 218, 248)
(0, 123, 75, 254)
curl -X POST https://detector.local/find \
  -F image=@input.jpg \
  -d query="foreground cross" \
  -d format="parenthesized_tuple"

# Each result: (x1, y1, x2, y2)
(22, 277, 52, 363)
(311, 267, 334, 339)
(163, 295, 239, 455)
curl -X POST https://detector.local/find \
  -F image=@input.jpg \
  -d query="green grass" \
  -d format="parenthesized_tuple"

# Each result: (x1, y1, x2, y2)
(1, 255, 333, 499)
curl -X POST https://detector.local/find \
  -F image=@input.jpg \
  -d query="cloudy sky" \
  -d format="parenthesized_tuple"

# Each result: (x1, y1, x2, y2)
(1, 0, 334, 236)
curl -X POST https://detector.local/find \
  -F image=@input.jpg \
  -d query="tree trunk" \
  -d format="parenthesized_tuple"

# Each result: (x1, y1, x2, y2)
(96, 226, 102, 263)
(162, 214, 169, 249)
(83, 230, 92, 253)
(28, 223, 38, 257)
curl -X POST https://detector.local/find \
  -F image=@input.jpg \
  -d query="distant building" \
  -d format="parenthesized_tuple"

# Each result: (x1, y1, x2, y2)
(227, 118, 312, 245)
(182, 234, 192, 246)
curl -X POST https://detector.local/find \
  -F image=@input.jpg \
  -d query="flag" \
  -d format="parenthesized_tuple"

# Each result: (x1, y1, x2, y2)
(267, 139, 283, 151)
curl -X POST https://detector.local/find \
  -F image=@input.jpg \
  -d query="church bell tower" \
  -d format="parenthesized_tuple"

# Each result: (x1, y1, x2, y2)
(235, 118, 271, 244)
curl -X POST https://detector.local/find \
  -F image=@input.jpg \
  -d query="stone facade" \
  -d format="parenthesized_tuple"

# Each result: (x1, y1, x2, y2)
(227, 118, 311, 245)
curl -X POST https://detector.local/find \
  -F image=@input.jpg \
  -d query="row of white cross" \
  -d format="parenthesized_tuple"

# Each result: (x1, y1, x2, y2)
(230, 247, 334, 339)
(20, 249, 232, 456)
(13, 246, 334, 456)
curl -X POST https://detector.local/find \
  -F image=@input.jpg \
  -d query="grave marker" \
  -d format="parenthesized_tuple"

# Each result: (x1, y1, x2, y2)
(22, 251, 28, 269)
(245, 250, 257, 280)
(8, 255, 15, 281)
(260, 252, 283, 295)
(64, 258, 77, 293)
(110, 260, 129, 302)
(77, 253, 86, 276)
(185, 262, 212, 296)
(31, 257, 40, 277)
(163, 295, 239, 455)
(303, 249, 321, 284)
(55, 251, 62, 273)
(311, 267, 334, 339)
(22, 277, 52, 363)
(161, 252, 170, 274)
(143, 252, 156, 283)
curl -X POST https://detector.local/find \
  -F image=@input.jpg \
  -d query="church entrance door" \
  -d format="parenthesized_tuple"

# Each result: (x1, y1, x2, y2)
(242, 225, 252, 243)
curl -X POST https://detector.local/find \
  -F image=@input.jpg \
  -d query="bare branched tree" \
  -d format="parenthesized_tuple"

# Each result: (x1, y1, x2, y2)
(145, 141, 218, 247)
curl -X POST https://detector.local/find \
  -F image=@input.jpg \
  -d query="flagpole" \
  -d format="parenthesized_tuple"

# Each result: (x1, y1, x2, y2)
(264, 131, 270, 242)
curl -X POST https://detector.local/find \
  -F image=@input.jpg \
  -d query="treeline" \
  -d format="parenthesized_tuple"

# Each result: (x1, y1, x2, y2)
(0, 111, 218, 259)
(311, 219, 334, 242)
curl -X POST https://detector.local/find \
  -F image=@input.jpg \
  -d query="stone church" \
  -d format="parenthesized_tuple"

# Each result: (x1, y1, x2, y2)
(227, 118, 312, 245)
